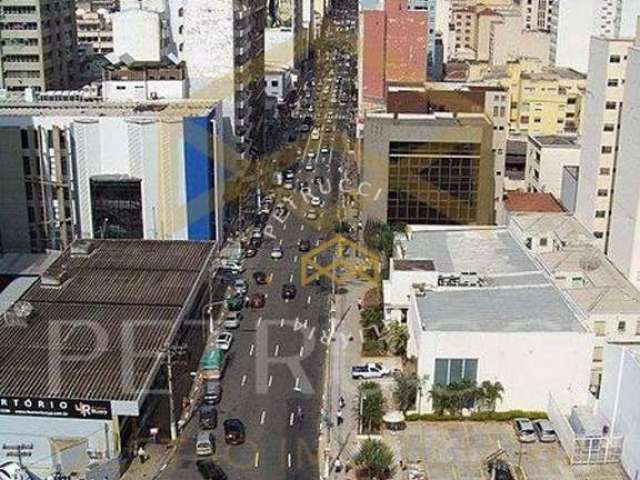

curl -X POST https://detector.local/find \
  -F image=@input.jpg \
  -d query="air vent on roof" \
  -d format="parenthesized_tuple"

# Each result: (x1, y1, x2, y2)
(41, 265, 68, 287)
(580, 254, 601, 272)
(70, 239, 95, 257)
(2, 301, 34, 327)
(413, 283, 429, 296)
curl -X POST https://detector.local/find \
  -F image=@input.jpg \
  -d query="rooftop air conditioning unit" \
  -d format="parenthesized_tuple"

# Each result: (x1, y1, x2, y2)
(41, 265, 68, 287)
(70, 239, 95, 257)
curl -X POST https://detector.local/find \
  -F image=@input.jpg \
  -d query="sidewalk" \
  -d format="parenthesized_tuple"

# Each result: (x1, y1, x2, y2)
(120, 443, 177, 480)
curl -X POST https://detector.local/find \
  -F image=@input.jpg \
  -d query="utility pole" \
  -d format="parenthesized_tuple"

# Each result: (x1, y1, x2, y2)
(166, 348, 177, 441)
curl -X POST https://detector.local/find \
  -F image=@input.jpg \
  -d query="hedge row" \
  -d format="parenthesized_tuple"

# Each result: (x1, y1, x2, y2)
(405, 410, 548, 422)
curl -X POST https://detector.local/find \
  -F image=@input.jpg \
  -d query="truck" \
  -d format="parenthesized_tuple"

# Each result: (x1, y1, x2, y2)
(351, 362, 391, 380)
(200, 347, 227, 380)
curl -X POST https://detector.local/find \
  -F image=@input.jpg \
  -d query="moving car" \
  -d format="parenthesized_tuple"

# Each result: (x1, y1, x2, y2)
(513, 418, 537, 443)
(305, 163, 314, 172)
(306, 209, 318, 220)
(215, 332, 233, 351)
(196, 459, 227, 480)
(223, 311, 242, 329)
(253, 271, 268, 284)
(271, 246, 284, 259)
(311, 196, 321, 207)
(320, 147, 330, 154)
(223, 419, 246, 445)
(196, 431, 215, 456)
(298, 239, 311, 252)
(199, 405, 217, 429)
(351, 363, 391, 380)
(282, 283, 297, 300)
(202, 380, 222, 405)
(533, 419, 557, 443)
(249, 293, 266, 308)
(311, 128, 320, 140)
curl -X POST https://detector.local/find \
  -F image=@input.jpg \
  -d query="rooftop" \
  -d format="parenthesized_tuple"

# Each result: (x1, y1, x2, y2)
(393, 259, 435, 271)
(530, 135, 580, 148)
(505, 192, 565, 213)
(0, 239, 214, 403)
(415, 285, 586, 333)
(398, 227, 538, 275)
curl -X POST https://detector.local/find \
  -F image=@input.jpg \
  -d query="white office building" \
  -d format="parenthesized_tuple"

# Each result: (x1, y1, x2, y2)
(550, 0, 640, 73)
(574, 35, 635, 252)
(525, 135, 580, 199)
(607, 26, 640, 289)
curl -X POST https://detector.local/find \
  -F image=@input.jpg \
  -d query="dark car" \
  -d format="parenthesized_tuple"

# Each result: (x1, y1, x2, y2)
(282, 283, 297, 300)
(250, 293, 266, 308)
(199, 405, 218, 430)
(196, 459, 227, 480)
(223, 419, 246, 445)
(253, 271, 268, 284)
(249, 236, 262, 248)
(298, 240, 311, 252)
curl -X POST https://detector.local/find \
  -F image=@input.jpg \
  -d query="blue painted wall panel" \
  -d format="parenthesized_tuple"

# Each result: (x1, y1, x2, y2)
(184, 116, 214, 241)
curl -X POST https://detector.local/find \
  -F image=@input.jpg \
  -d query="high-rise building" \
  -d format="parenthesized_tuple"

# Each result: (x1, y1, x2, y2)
(0, 0, 79, 92)
(75, 3, 114, 56)
(265, 0, 307, 71)
(607, 22, 640, 288)
(408, 0, 451, 76)
(172, 0, 266, 157)
(574, 35, 635, 252)
(550, 0, 640, 73)
(520, 0, 554, 31)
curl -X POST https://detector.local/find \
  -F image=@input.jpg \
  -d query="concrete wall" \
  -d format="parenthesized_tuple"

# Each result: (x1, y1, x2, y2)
(385, 9, 428, 83)
(561, 166, 579, 213)
(102, 79, 188, 102)
(361, 10, 386, 102)
(408, 296, 593, 413)
(609, 43, 640, 287)
(526, 141, 580, 199)
(112, 9, 162, 62)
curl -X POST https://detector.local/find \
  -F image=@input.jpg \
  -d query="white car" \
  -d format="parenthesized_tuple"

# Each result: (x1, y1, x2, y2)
(284, 181, 294, 190)
(305, 163, 314, 172)
(307, 152, 316, 160)
(311, 196, 321, 207)
(311, 129, 320, 140)
(271, 247, 283, 259)
(320, 147, 330, 155)
(306, 209, 318, 220)
(216, 332, 233, 351)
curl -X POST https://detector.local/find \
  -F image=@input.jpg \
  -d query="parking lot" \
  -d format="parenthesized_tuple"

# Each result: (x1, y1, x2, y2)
(387, 422, 627, 480)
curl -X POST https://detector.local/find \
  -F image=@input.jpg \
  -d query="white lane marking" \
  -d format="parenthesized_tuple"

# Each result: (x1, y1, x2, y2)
(260, 410, 266, 425)
(249, 344, 255, 356)
(279, 238, 283, 246)
(289, 273, 294, 283)
(280, 317, 285, 327)
(293, 255, 298, 263)
(308, 326, 316, 340)
(268, 375, 273, 388)
(264, 292, 269, 299)
(289, 412, 295, 426)
(299, 346, 304, 357)
(300, 224, 305, 231)
(288, 453, 292, 469)
(254, 451, 260, 468)
(283, 223, 287, 231)
(274, 344, 280, 357)
(307, 295, 311, 305)
(241, 374, 247, 387)
(257, 316, 262, 328)
(294, 377, 301, 391)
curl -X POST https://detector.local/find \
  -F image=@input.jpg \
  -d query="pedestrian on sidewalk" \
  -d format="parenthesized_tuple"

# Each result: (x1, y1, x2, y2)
(297, 405, 304, 421)
(338, 396, 345, 409)
(137, 445, 147, 465)
(336, 408, 343, 426)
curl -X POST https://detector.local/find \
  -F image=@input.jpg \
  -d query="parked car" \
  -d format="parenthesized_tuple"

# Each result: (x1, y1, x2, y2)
(271, 247, 284, 259)
(298, 239, 311, 252)
(249, 293, 266, 308)
(199, 405, 218, 430)
(223, 261, 244, 275)
(202, 379, 222, 405)
(196, 459, 227, 480)
(215, 332, 233, 351)
(223, 419, 246, 445)
(281, 283, 297, 300)
(196, 431, 215, 456)
(200, 347, 227, 381)
(351, 363, 391, 380)
(533, 419, 557, 443)
(225, 294, 244, 312)
(234, 279, 248, 295)
(223, 311, 242, 329)
(513, 418, 537, 443)
(253, 271, 268, 284)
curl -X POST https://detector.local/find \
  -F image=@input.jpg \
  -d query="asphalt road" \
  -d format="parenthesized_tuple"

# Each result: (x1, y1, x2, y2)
(159, 9, 357, 480)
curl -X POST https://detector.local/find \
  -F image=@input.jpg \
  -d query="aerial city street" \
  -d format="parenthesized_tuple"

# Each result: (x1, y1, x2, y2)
(2, 0, 640, 480)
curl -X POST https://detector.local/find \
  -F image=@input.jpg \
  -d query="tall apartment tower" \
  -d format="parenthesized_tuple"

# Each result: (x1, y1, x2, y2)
(0, 0, 79, 91)
(521, 0, 554, 31)
(172, 0, 266, 156)
(574, 35, 635, 252)
(607, 21, 640, 288)
(550, 0, 640, 73)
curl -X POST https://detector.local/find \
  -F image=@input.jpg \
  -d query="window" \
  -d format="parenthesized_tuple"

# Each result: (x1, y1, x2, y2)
(597, 189, 608, 197)
(433, 358, 478, 386)
(539, 237, 548, 247)
(607, 79, 619, 87)
(594, 231, 604, 239)
(603, 124, 615, 132)
(609, 54, 621, 63)
(599, 167, 610, 175)
(636, 320, 640, 335)
(601, 146, 613, 154)
(606, 101, 617, 110)
(567, 97, 577, 105)
(534, 118, 541, 123)
(594, 321, 606, 336)
(20, 129, 29, 149)
(22, 156, 31, 176)
(618, 321, 626, 333)
(595, 210, 606, 218)
(593, 346, 604, 362)
(178, 7, 184, 16)
(521, 116, 530, 124)
(90, 178, 143, 239)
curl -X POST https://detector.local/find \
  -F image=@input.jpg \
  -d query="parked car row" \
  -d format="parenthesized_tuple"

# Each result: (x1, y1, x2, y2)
(513, 418, 557, 443)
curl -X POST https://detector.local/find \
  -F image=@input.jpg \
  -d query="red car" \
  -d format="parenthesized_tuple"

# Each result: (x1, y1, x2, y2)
(249, 293, 266, 308)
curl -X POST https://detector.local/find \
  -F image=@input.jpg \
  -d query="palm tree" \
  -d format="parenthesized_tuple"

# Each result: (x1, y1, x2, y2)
(383, 322, 409, 357)
(392, 372, 419, 414)
(354, 439, 396, 480)
(360, 307, 384, 337)
(479, 380, 505, 412)
(357, 382, 386, 433)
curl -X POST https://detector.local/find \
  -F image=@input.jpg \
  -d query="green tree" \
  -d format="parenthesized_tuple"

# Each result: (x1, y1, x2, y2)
(354, 439, 396, 480)
(357, 381, 386, 433)
(360, 307, 384, 335)
(429, 380, 482, 416)
(479, 380, 505, 412)
(392, 372, 419, 414)
(384, 322, 408, 357)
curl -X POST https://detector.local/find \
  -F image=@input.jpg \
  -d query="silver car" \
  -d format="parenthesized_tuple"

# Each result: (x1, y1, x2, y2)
(514, 418, 537, 443)
(533, 419, 557, 443)
(196, 431, 215, 456)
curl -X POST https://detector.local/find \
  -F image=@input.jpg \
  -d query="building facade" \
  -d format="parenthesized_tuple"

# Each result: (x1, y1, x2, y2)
(525, 134, 580, 199)
(574, 36, 635, 252)
(0, 0, 79, 91)
(75, 4, 114, 56)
